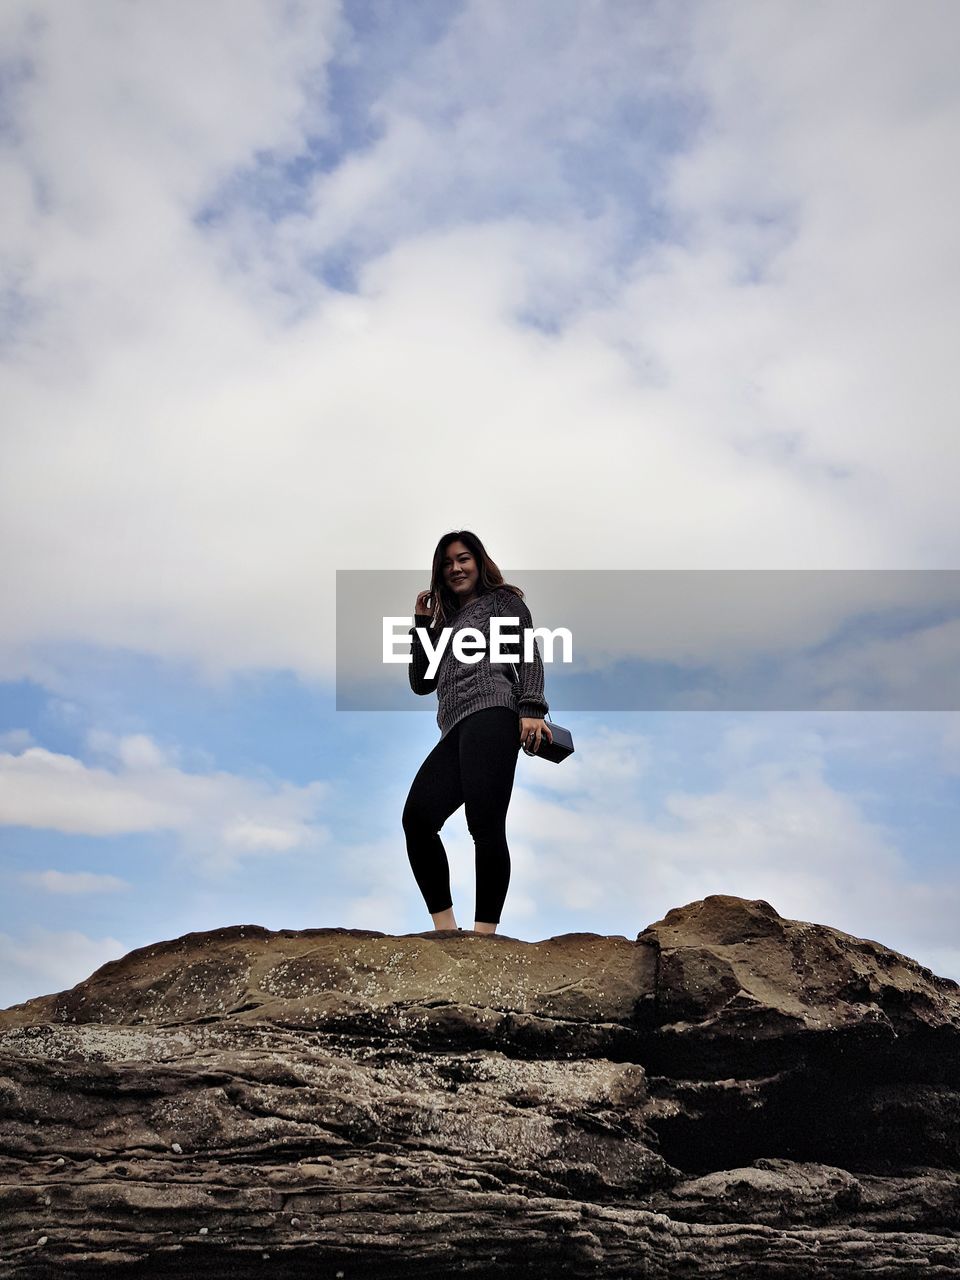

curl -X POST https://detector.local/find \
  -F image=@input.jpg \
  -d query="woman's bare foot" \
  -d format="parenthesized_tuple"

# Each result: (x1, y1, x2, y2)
(473, 921, 498, 934)
(430, 907, 457, 930)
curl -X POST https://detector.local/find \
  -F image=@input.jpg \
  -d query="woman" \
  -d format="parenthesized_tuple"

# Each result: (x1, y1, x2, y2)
(402, 530, 552, 935)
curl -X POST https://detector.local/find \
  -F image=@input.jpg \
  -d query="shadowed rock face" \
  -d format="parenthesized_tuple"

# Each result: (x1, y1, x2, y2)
(2, 894, 960, 1278)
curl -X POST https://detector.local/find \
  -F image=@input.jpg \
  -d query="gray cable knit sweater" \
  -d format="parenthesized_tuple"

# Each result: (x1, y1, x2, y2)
(408, 586, 549, 739)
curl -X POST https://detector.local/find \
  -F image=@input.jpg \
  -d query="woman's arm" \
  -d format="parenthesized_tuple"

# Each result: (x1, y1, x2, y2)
(501, 590, 549, 720)
(408, 617, 439, 696)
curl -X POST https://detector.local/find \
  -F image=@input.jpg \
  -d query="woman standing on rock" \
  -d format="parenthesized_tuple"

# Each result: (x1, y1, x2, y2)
(403, 530, 552, 936)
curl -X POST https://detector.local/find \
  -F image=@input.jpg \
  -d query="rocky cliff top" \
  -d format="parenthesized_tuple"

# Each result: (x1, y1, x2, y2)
(2, 894, 959, 1278)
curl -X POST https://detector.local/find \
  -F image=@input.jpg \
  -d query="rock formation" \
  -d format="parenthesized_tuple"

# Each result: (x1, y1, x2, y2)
(2, 894, 959, 1277)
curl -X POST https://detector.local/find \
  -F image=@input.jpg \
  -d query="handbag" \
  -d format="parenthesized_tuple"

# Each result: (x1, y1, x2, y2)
(519, 706, 575, 763)
(492, 591, 575, 764)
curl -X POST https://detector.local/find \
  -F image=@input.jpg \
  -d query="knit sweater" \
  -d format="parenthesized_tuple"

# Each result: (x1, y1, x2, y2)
(408, 586, 550, 739)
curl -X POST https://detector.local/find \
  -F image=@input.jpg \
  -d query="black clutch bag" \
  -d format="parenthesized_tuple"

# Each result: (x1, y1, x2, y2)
(527, 712, 575, 763)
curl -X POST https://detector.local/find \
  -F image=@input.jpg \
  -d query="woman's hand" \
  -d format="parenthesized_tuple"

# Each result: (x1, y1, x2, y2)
(414, 590, 433, 619)
(520, 717, 553, 755)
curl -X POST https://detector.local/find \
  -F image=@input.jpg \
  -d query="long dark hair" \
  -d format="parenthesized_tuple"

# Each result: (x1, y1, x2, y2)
(421, 530, 524, 628)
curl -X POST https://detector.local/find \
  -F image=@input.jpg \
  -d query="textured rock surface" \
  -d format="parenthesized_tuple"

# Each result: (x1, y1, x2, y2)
(1, 894, 959, 1277)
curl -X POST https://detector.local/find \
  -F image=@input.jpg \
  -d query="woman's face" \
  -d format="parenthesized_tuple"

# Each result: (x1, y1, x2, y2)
(441, 540, 479, 602)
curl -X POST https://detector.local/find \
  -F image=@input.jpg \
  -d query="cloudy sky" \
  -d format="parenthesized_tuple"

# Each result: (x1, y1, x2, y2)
(2, 0, 959, 1008)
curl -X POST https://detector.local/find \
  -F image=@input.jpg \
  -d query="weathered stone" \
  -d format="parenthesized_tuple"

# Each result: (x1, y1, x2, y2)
(0, 894, 958, 1277)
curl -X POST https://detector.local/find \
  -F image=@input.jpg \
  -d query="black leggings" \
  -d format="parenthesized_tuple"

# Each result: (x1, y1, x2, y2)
(402, 707, 521, 925)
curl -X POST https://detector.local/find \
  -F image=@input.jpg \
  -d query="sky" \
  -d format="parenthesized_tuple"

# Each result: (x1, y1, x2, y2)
(2, 0, 960, 1008)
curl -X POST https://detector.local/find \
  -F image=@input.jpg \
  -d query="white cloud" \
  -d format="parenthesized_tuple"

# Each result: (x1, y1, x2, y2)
(87, 730, 172, 771)
(640, 1, 960, 543)
(19, 869, 130, 895)
(1, 2, 958, 988)
(221, 817, 305, 853)
(529, 724, 959, 968)
(0, 926, 127, 1010)
(341, 891, 403, 934)
(1, 2, 959, 691)
(0, 737, 330, 869)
